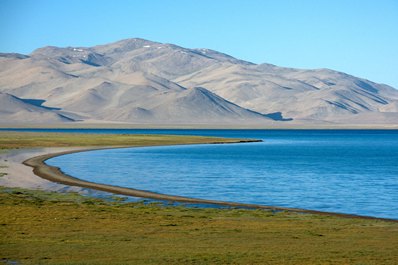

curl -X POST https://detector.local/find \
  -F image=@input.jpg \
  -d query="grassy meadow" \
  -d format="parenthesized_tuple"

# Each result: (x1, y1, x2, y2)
(0, 131, 398, 264)
(0, 131, 245, 149)
(1, 187, 398, 265)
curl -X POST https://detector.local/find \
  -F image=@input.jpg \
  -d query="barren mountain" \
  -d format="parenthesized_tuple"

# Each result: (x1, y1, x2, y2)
(0, 38, 397, 126)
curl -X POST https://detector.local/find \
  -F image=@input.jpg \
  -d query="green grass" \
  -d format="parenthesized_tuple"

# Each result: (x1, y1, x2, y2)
(0, 131, 245, 149)
(1, 187, 398, 265)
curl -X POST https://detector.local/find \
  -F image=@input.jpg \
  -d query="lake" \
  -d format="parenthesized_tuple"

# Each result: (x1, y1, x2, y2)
(14, 129, 398, 219)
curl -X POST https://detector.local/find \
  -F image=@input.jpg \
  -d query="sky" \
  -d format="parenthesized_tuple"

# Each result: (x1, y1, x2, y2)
(1, 0, 397, 88)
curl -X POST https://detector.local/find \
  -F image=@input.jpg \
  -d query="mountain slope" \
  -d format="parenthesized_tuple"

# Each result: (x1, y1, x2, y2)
(0, 38, 397, 126)
(175, 64, 398, 123)
(0, 92, 77, 123)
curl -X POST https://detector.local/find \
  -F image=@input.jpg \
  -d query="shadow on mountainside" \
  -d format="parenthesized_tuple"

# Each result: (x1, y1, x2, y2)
(264, 112, 293, 121)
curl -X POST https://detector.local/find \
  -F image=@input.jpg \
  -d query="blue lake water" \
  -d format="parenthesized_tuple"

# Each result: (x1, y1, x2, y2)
(14, 129, 397, 219)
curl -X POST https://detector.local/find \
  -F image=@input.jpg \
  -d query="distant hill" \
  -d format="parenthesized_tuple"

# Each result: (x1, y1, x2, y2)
(1, 38, 397, 126)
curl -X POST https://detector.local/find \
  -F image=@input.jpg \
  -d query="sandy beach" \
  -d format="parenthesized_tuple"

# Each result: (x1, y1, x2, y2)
(0, 147, 86, 192)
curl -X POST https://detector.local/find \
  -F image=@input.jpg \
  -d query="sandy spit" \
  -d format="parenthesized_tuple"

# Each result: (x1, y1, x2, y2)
(18, 144, 397, 223)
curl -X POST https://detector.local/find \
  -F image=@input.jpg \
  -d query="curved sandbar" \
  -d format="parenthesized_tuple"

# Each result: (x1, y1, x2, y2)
(23, 142, 398, 223)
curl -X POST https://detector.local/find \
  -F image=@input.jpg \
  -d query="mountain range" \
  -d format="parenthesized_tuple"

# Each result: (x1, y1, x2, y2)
(1, 38, 397, 127)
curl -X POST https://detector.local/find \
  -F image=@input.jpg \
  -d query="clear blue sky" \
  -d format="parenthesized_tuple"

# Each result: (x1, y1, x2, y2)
(1, 0, 397, 88)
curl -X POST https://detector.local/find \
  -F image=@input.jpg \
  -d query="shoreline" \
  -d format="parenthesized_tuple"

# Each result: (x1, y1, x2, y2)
(22, 143, 398, 223)
(1, 123, 398, 129)
(2, 126, 398, 131)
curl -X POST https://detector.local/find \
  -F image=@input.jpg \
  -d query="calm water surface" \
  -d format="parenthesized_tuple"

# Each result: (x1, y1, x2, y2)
(36, 130, 398, 219)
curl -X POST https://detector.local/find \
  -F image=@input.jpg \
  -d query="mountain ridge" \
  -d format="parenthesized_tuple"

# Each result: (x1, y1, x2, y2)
(1, 38, 397, 126)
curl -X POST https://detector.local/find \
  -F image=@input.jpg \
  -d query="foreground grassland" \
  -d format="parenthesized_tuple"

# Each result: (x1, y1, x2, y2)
(0, 131, 245, 149)
(1, 188, 398, 265)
